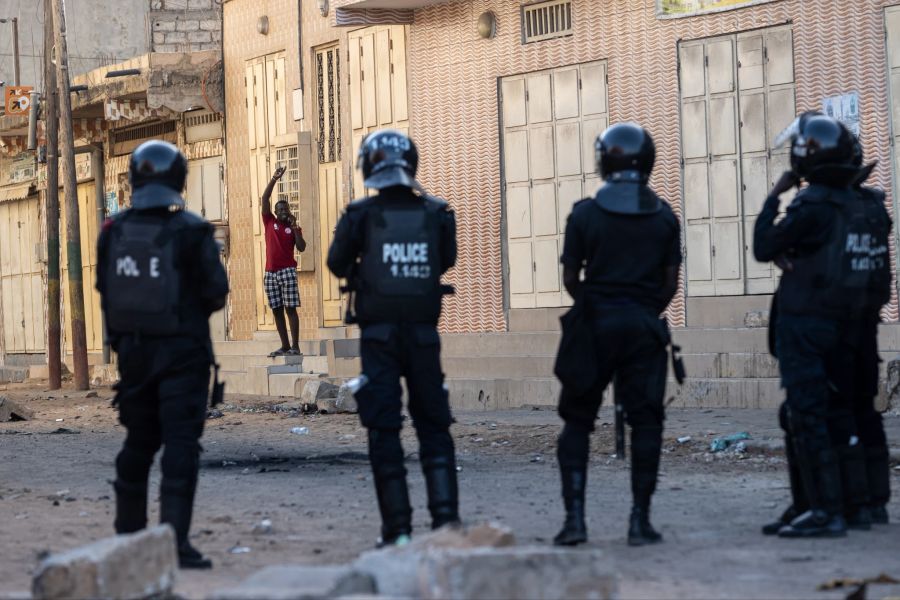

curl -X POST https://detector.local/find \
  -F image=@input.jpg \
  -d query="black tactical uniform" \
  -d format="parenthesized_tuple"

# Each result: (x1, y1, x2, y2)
(825, 150, 893, 528)
(97, 140, 228, 568)
(755, 116, 889, 538)
(327, 130, 459, 546)
(554, 123, 682, 547)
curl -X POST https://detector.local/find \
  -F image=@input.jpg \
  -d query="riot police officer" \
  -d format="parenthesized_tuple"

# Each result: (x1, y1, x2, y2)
(327, 129, 459, 546)
(825, 138, 893, 528)
(97, 140, 229, 568)
(554, 123, 682, 547)
(755, 115, 890, 538)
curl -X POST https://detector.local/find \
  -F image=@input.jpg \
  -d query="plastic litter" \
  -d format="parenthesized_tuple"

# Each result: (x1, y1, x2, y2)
(228, 546, 252, 554)
(343, 375, 369, 395)
(710, 432, 751, 452)
(252, 518, 273, 534)
(677, 436, 692, 444)
(291, 427, 309, 435)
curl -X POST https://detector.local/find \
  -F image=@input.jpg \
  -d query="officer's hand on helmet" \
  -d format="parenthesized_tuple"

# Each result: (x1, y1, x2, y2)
(272, 166, 287, 182)
(771, 171, 800, 196)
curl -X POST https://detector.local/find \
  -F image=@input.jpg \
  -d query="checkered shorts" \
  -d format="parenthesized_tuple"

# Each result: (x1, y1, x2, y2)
(264, 268, 300, 309)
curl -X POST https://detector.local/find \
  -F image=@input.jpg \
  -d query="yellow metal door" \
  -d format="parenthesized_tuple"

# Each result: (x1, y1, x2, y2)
(61, 182, 103, 354)
(348, 25, 410, 199)
(315, 44, 346, 326)
(0, 197, 45, 354)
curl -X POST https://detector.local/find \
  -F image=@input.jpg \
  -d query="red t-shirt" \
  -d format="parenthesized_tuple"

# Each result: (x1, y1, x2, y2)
(263, 212, 299, 271)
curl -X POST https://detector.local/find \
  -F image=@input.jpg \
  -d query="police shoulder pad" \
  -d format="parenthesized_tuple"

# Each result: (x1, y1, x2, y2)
(346, 196, 375, 212)
(423, 195, 449, 211)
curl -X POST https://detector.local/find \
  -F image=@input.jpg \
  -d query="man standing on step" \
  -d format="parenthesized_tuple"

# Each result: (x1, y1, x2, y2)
(755, 115, 890, 538)
(553, 123, 682, 547)
(97, 140, 229, 568)
(261, 166, 307, 357)
(327, 129, 459, 546)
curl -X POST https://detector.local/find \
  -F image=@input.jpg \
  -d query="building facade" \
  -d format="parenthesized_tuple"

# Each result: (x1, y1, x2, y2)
(0, 0, 224, 369)
(220, 0, 900, 342)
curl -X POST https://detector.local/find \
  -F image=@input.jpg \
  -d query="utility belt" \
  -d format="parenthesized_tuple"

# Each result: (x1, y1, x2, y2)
(340, 274, 454, 325)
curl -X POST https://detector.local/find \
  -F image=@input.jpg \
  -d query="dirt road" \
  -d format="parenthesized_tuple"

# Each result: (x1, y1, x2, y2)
(1, 383, 899, 599)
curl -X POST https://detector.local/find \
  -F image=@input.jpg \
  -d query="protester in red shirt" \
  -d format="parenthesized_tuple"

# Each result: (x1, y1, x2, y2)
(261, 166, 306, 356)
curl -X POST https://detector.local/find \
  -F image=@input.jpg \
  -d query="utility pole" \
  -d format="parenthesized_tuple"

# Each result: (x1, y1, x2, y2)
(44, 0, 62, 390)
(50, 0, 89, 390)
(0, 18, 20, 85)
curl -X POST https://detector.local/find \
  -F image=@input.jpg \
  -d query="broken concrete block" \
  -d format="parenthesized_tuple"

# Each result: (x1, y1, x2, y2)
(300, 380, 339, 405)
(0, 397, 34, 422)
(209, 565, 375, 600)
(32, 525, 177, 600)
(335, 384, 359, 414)
(419, 547, 617, 600)
(353, 522, 514, 597)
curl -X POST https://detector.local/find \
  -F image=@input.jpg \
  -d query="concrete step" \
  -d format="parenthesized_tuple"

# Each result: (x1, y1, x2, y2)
(216, 354, 302, 372)
(219, 370, 256, 395)
(681, 352, 779, 379)
(665, 377, 782, 409)
(443, 356, 555, 379)
(445, 378, 562, 411)
(215, 339, 326, 357)
(670, 328, 768, 354)
(441, 332, 560, 357)
(0, 366, 29, 383)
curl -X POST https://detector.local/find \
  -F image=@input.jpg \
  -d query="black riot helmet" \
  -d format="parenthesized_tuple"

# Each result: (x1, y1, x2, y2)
(357, 129, 420, 190)
(790, 115, 856, 185)
(129, 140, 187, 210)
(595, 122, 656, 182)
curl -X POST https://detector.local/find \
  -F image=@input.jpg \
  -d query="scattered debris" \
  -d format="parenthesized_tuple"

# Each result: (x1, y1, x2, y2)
(50, 428, 79, 435)
(291, 427, 310, 435)
(818, 574, 900, 590)
(55, 419, 64, 422)
(0, 397, 34, 422)
(530, 455, 543, 463)
(710, 432, 751, 453)
(252, 519, 273, 535)
(228, 545, 252, 554)
(677, 436, 692, 444)
(207, 409, 225, 419)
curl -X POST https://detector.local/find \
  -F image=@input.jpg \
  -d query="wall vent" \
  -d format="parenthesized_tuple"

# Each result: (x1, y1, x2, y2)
(521, 0, 573, 44)
(112, 120, 177, 156)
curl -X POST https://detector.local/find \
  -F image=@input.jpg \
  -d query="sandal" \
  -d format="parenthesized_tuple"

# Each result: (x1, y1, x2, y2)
(268, 348, 288, 357)
(286, 348, 303, 356)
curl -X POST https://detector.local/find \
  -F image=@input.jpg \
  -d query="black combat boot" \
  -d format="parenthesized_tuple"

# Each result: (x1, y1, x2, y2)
(866, 446, 891, 524)
(628, 426, 663, 546)
(553, 467, 588, 546)
(838, 444, 872, 530)
(762, 505, 802, 536)
(763, 436, 807, 535)
(114, 479, 148, 534)
(160, 481, 213, 569)
(422, 455, 461, 530)
(627, 505, 663, 546)
(374, 474, 413, 547)
(778, 445, 846, 538)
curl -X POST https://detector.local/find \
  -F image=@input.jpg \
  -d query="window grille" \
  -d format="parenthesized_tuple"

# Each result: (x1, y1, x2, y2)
(316, 46, 342, 164)
(521, 0, 573, 44)
(111, 120, 177, 155)
(276, 145, 301, 217)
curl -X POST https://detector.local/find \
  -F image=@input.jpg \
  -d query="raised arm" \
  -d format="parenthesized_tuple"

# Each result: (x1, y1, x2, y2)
(261, 166, 286, 217)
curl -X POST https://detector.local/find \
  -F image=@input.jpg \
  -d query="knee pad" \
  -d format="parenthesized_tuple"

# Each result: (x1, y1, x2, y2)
(557, 422, 591, 469)
(160, 442, 200, 484)
(419, 431, 454, 464)
(368, 429, 406, 479)
(116, 445, 156, 483)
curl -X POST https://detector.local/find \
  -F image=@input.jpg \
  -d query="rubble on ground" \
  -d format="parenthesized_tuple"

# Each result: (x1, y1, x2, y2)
(32, 525, 177, 600)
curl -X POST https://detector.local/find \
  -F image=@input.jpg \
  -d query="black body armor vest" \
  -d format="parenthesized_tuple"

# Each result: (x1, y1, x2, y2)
(356, 199, 443, 323)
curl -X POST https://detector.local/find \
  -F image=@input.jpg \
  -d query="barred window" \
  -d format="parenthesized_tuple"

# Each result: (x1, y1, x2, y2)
(316, 45, 342, 164)
(276, 145, 300, 216)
